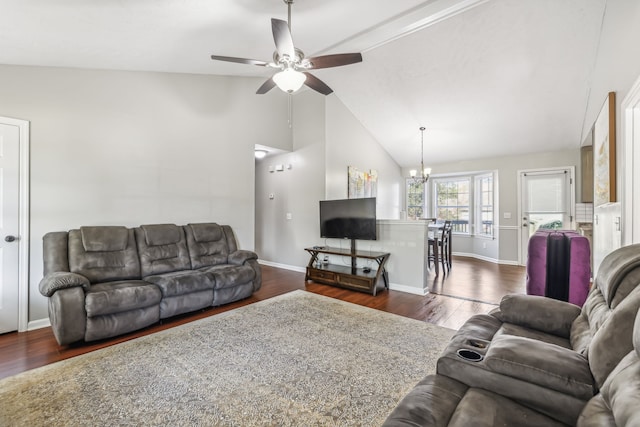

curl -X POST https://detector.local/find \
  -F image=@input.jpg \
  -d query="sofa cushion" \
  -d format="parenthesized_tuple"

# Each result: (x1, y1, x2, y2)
(499, 294, 581, 339)
(85, 305, 160, 342)
(85, 280, 161, 317)
(483, 335, 594, 400)
(159, 289, 214, 319)
(80, 226, 129, 252)
(382, 375, 567, 427)
(190, 222, 223, 243)
(577, 394, 617, 427)
(68, 227, 141, 283)
(141, 223, 182, 246)
(184, 223, 229, 268)
(201, 264, 255, 289)
(588, 285, 640, 388)
(449, 387, 568, 427)
(43, 231, 70, 275)
(144, 270, 215, 297)
(595, 243, 640, 307)
(494, 322, 573, 349)
(597, 351, 640, 427)
(452, 313, 572, 350)
(135, 224, 191, 277)
(578, 311, 640, 427)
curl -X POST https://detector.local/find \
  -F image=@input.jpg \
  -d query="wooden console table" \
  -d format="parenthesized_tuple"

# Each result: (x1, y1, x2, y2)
(304, 247, 390, 296)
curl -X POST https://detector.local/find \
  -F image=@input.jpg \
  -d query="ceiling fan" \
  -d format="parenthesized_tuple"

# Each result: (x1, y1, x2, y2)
(210, 0, 362, 96)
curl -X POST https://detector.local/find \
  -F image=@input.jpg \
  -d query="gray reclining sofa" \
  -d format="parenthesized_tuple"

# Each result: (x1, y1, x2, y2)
(39, 223, 261, 345)
(384, 243, 640, 426)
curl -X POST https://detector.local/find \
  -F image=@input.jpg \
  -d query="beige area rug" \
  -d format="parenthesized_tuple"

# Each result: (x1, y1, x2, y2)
(0, 290, 454, 426)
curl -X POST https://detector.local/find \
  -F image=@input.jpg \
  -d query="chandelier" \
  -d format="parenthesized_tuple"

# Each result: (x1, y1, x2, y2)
(410, 126, 432, 183)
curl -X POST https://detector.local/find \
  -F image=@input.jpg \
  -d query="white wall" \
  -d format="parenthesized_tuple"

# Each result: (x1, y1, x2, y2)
(254, 93, 405, 269)
(0, 64, 291, 322)
(325, 96, 404, 219)
(255, 91, 326, 268)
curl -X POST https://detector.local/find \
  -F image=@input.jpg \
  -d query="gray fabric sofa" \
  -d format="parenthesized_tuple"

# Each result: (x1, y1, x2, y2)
(39, 223, 261, 345)
(384, 243, 640, 426)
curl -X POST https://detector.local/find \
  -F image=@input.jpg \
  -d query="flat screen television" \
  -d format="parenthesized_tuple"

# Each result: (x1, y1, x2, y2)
(319, 197, 377, 241)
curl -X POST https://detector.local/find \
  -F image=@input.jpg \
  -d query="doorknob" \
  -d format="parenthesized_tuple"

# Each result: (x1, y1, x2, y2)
(4, 235, 17, 242)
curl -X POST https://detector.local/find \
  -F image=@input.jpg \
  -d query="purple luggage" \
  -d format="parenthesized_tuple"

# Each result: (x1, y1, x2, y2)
(526, 230, 591, 307)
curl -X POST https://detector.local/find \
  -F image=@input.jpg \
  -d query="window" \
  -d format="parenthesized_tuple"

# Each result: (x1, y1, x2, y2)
(434, 178, 470, 233)
(406, 179, 425, 219)
(476, 174, 494, 236)
(414, 171, 496, 237)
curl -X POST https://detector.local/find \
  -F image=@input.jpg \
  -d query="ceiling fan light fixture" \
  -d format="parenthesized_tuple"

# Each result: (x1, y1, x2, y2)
(273, 68, 306, 93)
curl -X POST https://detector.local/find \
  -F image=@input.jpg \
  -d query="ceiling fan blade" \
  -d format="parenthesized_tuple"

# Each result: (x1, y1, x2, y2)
(303, 72, 333, 96)
(256, 78, 277, 95)
(211, 55, 269, 66)
(305, 53, 363, 70)
(271, 18, 296, 59)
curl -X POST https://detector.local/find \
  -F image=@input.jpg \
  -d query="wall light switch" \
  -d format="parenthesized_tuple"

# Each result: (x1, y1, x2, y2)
(275, 164, 284, 172)
(268, 166, 275, 173)
(286, 213, 292, 220)
(503, 212, 512, 219)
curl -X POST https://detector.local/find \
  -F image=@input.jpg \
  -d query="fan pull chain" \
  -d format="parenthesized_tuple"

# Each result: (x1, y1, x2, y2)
(288, 93, 293, 128)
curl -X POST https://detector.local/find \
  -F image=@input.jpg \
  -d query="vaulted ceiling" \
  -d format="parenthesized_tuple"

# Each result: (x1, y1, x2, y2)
(0, 0, 607, 167)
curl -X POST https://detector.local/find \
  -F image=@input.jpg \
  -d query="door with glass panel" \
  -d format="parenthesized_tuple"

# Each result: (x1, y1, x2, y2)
(519, 168, 574, 264)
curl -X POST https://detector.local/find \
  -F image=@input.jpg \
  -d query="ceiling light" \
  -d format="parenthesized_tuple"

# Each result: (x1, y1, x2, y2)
(254, 149, 268, 159)
(273, 68, 307, 93)
(411, 127, 431, 183)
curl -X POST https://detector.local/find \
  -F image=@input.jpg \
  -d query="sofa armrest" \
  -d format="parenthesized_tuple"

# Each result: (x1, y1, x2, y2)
(498, 294, 581, 338)
(228, 250, 258, 266)
(39, 272, 90, 297)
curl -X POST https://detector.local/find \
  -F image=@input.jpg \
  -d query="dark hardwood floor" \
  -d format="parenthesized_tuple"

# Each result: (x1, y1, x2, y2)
(0, 257, 525, 380)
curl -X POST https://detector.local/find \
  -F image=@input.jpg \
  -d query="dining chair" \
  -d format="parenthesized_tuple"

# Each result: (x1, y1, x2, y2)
(427, 220, 451, 274)
(443, 221, 453, 268)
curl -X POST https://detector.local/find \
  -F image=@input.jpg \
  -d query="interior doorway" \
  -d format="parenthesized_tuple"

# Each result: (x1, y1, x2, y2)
(518, 167, 575, 265)
(0, 117, 30, 334)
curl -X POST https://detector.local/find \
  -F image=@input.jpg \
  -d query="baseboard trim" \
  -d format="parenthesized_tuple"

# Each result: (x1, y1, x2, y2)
(258, 260, 306, 274)
(453, 252, 519, 266)
(28, 318, 51, 331)
(389, 283, 428, 296)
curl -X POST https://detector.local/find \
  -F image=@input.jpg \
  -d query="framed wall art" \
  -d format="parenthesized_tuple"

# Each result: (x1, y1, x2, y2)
(593, 92, 616, 207)
(348, 166, 378, 199)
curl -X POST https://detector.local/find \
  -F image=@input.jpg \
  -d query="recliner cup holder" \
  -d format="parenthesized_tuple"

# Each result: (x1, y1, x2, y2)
(457, 349, 484, 362)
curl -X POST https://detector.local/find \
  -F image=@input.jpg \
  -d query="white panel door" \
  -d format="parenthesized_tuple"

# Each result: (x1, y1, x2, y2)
(0, 123, 20, 334)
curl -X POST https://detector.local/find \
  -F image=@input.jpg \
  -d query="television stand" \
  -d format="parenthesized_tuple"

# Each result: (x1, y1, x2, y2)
(304, 246, 390, 296)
